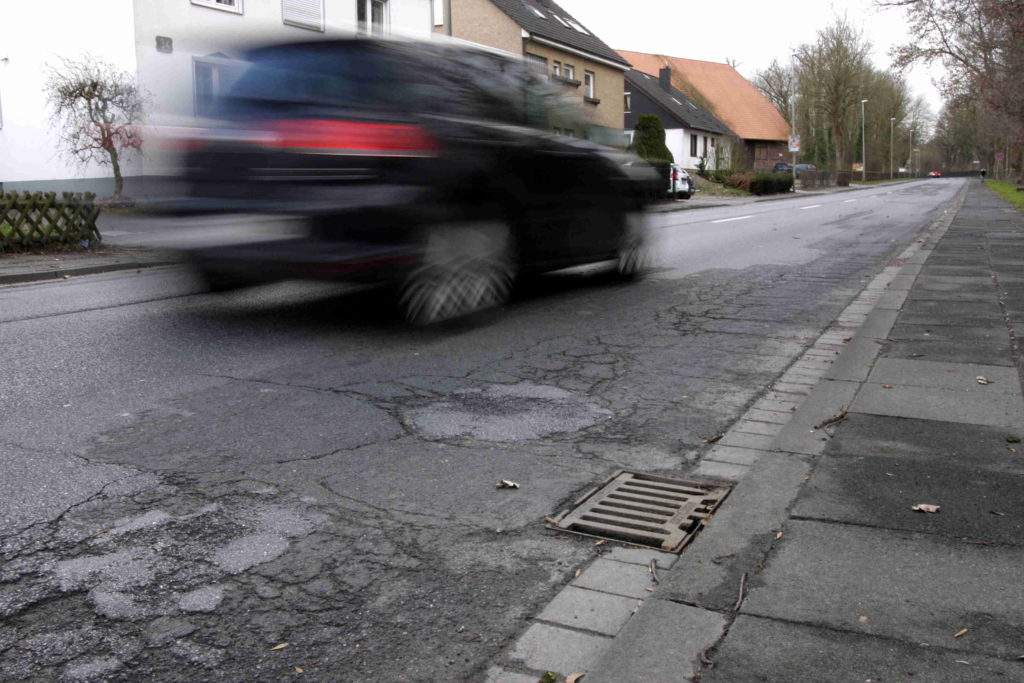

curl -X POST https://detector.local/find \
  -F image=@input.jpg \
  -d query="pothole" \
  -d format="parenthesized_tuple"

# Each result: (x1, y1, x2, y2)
(404, 382, 611, 442)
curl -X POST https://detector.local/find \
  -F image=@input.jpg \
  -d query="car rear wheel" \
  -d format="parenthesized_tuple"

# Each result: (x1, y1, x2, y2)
(400, 220, 515, 325)
(616, 213, 652, 279)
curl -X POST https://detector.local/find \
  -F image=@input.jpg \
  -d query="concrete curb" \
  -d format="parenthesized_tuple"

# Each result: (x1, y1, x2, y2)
(0, 259, 178, 286)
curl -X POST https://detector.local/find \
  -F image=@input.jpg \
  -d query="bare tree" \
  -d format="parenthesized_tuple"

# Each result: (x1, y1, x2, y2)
(754, 59, 798, 123)
(881, 0, 1024, 173)
(795, 20, 873, 170)
(44, 56, 145, 198)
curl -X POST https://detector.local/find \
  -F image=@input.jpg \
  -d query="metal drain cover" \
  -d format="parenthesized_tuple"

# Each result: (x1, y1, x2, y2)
(547, 471, 731, 552)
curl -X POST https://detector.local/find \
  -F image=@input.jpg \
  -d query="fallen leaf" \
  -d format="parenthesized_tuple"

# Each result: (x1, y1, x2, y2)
(976, 376, 992, 385)
(566, 674, 586, 683)
(540, 673, 558, 683)
(842, 336, 853, 343)
(881, 384, 894, 389)
(989, 511, 1006, 517)
(1007, 435, 1022, 444)
(702, 433, 723, 444)
(294, 667, 304, 674)
(593, 539, 607, 547)
(496, 480, 520, 489)
(271, 642, 289, 651)
(912, 503, 941, 513)
(858, 615, 869, 624)
(954, 660, 970, 665)
(544, 516, 559, 526)
(575, 568, 582, 578)
(775, 531, 784, 540)
(645, 587, 655, 592)
(954, 628, 969, 638)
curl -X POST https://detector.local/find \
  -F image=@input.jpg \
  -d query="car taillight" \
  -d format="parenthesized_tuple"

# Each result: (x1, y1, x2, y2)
(266, 119, 439, 157)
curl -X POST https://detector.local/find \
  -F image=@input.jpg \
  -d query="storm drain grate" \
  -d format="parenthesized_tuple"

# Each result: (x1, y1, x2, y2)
(546, 470, 731, 553)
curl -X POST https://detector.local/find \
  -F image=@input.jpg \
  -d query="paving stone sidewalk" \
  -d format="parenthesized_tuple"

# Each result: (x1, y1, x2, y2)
(487, 180, 1024, 682)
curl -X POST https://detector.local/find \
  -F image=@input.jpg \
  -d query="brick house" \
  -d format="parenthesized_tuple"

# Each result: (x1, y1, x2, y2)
(619, 50, 790, 170)
(436, 0, 630, 144)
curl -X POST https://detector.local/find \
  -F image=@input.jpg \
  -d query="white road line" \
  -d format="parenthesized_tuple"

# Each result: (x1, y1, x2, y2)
(843, 199, 857, 203)
(712, 215, 753, 223)
(799, 204, 822, 210)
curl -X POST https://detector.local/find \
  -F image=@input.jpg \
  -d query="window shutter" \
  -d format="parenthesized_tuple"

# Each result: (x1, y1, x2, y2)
(282, 0, 325, 31)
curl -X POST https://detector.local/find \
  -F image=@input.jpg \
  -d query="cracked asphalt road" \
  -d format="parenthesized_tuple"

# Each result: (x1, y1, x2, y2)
(0, 180, 964, 681)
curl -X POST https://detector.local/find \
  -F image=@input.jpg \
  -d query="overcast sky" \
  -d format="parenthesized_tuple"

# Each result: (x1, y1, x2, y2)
(556, 0, 946, 114)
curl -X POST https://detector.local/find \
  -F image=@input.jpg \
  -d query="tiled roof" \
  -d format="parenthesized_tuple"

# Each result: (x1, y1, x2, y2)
(490, 0, 630, 66)
(625, 70, 731, 136)
(618, 50, 790, 142)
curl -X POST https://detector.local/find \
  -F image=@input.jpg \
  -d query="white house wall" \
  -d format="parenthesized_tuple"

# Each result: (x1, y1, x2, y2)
(0, 0, 138, 190)
(134, 0, 433, 176)
(630, 126, 724, 170)
(664, 128, 685, 168)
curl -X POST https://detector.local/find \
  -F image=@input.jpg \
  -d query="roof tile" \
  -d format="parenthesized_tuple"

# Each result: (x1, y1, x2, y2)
(490, 0, 630, 66)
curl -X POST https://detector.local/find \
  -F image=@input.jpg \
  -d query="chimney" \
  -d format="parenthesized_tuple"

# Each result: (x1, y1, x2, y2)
(659, 66, 672, 91)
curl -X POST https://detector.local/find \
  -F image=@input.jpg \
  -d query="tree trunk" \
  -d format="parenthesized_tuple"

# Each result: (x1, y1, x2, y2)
(109, 146, 124, 198)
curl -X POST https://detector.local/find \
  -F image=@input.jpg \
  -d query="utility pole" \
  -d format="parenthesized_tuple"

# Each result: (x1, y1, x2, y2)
(889, 117, 896, 180)
(791, 97, 797, 189)
(860, 99, 868, 181)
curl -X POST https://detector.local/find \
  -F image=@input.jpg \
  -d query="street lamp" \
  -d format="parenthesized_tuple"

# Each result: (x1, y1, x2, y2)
(889, 117, 896, 180)
(860, 99, 869, 181)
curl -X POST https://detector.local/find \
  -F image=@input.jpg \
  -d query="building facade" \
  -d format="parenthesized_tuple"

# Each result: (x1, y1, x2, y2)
(619, 50, 790, 170)
(441, 0, 629, 144)
(0, 0, 433, 193)
(624, 68, 732, 170)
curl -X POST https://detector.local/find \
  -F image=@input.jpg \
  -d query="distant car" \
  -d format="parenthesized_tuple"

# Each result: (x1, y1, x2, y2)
(669, 164, 693, 199)
(772, 162, 816, 178)
(149, 37, 660, 324)
(929, 170, 943, 177)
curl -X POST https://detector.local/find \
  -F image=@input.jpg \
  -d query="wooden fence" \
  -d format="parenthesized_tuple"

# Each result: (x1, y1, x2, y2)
(0, 192, 101, 252)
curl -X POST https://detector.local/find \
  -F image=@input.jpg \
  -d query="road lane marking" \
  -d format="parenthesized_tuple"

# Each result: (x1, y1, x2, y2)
(712, 215, 753, 223)
(799, 204, 822, 210)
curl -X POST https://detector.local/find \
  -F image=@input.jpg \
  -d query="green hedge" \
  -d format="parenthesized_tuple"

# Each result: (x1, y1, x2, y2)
(705, 170, 793, 195)
(0, 192, 101, 252)
(749, 172, 794, 195)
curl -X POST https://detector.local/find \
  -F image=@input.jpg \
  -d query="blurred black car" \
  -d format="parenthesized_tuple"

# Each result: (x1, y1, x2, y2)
(155, 38, 659, 323)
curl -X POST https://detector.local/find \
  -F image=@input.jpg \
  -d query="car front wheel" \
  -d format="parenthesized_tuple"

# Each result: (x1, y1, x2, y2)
(399, 220, 515, 325)
(616, 213, 652, 279)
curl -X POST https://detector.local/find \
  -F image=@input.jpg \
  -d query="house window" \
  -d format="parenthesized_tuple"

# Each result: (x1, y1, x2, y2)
(551, 61, 561, 78)
(703, 136, 708, 157)
(563, 65, 575, 81)
(690, 133, 698, 157)
(193, 60, 220, 117)
(191, 0, 243, 13)
(193, 57, 244, 117)
(584, 71, 595, 99)
(623, 92, 631, 113)
(357, 0, 387, 34)
(282, 0, 325, 31)
(711, 137, 716, 148)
